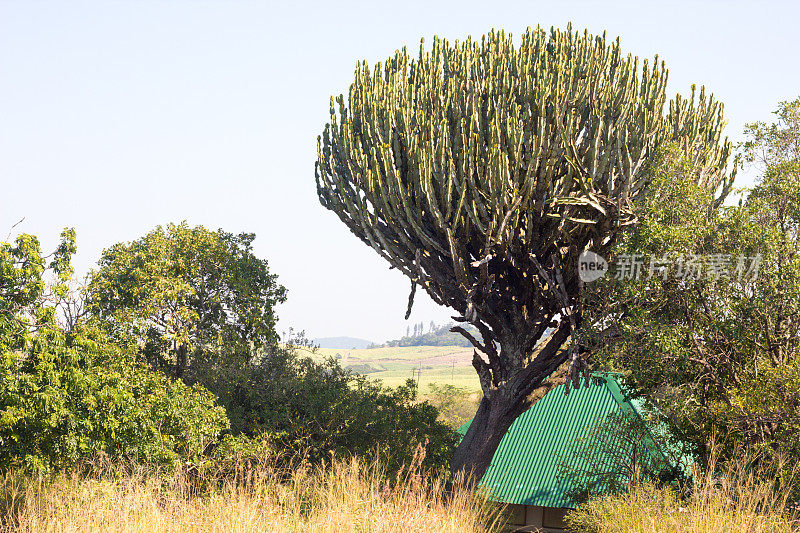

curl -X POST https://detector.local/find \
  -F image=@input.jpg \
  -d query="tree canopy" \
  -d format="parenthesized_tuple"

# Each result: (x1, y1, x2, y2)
(88, 222, 286, 379)
(316, 25, 735, 478)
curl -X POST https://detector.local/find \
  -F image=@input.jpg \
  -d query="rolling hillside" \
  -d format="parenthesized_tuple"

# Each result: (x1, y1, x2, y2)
(296, 344, 481, 392)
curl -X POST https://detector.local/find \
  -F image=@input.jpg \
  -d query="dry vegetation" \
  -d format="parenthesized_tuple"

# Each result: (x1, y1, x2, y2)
(4, 441, 800, 533)
(566, 446, 800, 533)
(0, 450, 503, 533)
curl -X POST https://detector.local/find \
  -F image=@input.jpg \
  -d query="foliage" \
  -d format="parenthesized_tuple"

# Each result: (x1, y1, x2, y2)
(579, 98, 800, 470)
(0, 325, 228, 472)
(0, 231, 228, 473)
(88, 222, 286, 380)
(315, 25, 735, 477)
(556, 408, 691, 504)
(203, 433, 276, 476)
(2, 225, 458, 478)
(426, 383, 479, 429)
(743, 97, 800, 168)
(0, 228, 75, 350)
(191, 337, 459, 475)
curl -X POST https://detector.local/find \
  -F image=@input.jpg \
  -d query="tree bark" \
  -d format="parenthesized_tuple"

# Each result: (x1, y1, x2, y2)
(451, 393, 519, 482)
(450, 323, 574, 483)
(175, 342, 188, 380)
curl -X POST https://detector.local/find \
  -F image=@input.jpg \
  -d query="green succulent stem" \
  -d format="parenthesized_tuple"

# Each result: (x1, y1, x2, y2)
(316, 25, 734, 481)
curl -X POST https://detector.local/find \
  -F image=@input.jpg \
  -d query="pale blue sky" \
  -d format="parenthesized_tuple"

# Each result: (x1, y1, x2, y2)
(2, 0, 798, 342)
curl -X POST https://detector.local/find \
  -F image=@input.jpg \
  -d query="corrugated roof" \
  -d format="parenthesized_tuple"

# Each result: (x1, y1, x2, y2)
(458, 374, 647, 508)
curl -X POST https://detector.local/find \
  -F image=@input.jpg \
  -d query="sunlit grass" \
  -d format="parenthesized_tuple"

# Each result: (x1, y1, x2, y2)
(306, 345, 481, 392)
(0, 449, 503, 533)
(566, 445, 800, 533)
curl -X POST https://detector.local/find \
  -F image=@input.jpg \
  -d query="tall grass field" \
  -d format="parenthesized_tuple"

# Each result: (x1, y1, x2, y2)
(0, 455, 503, 532)
(566, 447, 800, 533)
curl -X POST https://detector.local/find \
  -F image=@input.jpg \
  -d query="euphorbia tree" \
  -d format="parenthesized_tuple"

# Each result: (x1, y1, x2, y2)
(315, 26, 734, 479)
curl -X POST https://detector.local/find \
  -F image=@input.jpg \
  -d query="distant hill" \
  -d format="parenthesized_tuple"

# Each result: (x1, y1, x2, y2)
(384, 322, 478, 348)
(313, 336, 375, 349)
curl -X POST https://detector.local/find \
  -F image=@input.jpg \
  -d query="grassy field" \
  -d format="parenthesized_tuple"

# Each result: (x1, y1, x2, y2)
(296, 345, 481, 393)
(1, 453, 504, 533)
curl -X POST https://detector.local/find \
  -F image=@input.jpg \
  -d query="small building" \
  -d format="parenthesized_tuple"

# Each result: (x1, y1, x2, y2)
(458, 374, 660, 532)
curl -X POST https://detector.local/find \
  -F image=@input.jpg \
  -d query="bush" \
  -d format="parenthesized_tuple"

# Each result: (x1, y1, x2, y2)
(0, 324, 228, 472)
(1, 228, 456, 478)
(565, 446, 800, 533)
(426, 383, 480, 429)
(187, 341, 459, 475)
(0, 230, 228, 473)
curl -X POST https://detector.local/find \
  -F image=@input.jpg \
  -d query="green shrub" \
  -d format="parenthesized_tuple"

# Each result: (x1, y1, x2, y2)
(0, 324, 228, 472)
(0, 230, 227, 473)
(426, 383, 479, 429)
(190, 342, 458, 475)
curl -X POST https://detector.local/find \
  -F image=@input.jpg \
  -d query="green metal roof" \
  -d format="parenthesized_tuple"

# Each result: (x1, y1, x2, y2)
(458, 374, 646, 509)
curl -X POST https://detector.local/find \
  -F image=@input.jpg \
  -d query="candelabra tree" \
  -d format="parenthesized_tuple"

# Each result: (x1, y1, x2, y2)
(315, 26, 734, 480)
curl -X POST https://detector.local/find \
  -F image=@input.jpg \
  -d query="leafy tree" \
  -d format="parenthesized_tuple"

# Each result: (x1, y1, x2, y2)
(315, 26, 734, 478)
(581, 98, 800, 468)
(0, 230, 227, 472)
(88, 222, 286, 380)
(87, 223, 456, 474)
(0, 228, 75, 349)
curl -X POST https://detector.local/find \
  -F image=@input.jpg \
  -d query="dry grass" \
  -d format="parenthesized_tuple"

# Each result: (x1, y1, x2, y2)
(566, 446, 800, 533)
(0, 450, 503, 533)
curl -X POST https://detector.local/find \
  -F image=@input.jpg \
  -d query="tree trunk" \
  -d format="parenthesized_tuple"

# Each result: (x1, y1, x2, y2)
(450, 324, 574, 483)
(451, 393, 520, 483)
(175, 342, 188, 380)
